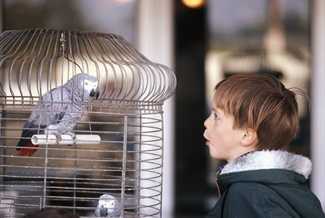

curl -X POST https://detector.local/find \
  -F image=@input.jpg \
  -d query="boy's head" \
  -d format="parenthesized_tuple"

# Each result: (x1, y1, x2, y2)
(213, 73, 299, 150)
(205, 74, 299, 161)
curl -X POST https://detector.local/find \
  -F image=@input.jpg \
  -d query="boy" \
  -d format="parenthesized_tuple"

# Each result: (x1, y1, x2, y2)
(204, 74, 325, 218)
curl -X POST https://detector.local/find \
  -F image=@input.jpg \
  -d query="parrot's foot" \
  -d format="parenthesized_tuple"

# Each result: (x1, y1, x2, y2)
(44, 125, 76, 144)
(44, 125, 59, 136)
(55, 134, 63, 143)
(65, 132, 76, 146)
(66, 131, 76, 140)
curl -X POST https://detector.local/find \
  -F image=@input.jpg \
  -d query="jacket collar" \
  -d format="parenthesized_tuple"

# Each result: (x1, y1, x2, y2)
(220, 150, 312, 179)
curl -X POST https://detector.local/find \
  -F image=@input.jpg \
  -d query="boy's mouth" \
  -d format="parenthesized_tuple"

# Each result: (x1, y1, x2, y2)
(203, 132, 210, 144)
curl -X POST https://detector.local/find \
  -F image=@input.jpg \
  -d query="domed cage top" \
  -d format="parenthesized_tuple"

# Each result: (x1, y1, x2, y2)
(0, 29, 176, 217)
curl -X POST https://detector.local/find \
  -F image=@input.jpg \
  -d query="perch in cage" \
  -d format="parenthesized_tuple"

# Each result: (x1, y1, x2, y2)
(0, 29, 176, 217)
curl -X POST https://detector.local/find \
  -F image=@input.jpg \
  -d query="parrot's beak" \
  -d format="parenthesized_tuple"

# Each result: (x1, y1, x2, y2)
(90, 89, 100, 99)
(100, 207, 108, 216)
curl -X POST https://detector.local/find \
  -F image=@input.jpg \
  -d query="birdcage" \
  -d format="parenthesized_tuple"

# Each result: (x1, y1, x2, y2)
(0, 29, 176, 217)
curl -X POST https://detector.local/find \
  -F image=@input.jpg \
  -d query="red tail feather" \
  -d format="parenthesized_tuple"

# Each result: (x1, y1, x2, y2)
(17, 141, 39, 156)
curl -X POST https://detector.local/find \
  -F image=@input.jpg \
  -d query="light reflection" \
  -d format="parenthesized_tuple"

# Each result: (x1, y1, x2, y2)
(182, 0, 205, 9)
(113, 0, 134, 4)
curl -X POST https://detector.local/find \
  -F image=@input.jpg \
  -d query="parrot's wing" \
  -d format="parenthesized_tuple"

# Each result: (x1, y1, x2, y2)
(16, 87, 70, 156)
(43, 86, 83, 135)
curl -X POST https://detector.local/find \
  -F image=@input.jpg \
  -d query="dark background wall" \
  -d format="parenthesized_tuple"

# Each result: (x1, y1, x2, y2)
(174, 1, 211, 217)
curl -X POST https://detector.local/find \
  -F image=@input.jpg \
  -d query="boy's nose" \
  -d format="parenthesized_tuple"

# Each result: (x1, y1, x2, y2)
(204, 116, 210, 128)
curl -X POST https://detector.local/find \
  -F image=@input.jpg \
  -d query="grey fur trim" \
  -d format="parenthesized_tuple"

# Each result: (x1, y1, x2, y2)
(220, 150, 312, 179)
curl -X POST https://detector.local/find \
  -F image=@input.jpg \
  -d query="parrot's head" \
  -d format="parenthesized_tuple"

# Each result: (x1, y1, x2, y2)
(95, 194, 121, 217)
(67, 73, 100, 100)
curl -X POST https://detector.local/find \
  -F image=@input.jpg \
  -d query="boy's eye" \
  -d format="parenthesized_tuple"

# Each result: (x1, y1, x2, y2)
(212, 112, 218, 119)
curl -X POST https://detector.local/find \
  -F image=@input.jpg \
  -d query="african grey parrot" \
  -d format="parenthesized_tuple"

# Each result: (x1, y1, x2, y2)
(95, 194, 121, 217)
(16, 73, 99, 156)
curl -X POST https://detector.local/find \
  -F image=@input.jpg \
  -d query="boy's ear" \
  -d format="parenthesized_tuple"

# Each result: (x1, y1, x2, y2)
(241, 128, 257, 147)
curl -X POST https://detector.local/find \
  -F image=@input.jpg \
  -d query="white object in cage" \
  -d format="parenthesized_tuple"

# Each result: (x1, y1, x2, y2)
(31, 135, 101, 145)
(0, 29, 176, 217)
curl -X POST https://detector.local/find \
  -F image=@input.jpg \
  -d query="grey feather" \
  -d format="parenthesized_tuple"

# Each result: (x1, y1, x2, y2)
(28, 73, 98, 137)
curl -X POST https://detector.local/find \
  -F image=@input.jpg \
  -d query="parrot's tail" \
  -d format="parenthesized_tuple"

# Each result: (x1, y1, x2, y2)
(16, 140, 39, 156)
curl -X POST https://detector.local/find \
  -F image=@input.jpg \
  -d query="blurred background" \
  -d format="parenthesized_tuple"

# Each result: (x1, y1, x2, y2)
(0, 0, 324, 217)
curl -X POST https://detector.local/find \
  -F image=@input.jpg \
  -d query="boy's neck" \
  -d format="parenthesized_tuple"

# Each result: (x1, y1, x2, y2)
(226, 147, 257, 162)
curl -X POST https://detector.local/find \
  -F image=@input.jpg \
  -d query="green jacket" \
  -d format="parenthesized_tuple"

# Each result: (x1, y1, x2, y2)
(207, 150, 325, 218)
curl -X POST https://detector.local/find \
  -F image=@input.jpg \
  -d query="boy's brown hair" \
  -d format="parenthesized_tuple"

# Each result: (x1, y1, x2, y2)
(214, 73, 299, 150)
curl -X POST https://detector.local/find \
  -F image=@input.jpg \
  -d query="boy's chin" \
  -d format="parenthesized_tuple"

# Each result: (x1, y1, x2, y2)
(208, 149, 226, 161)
